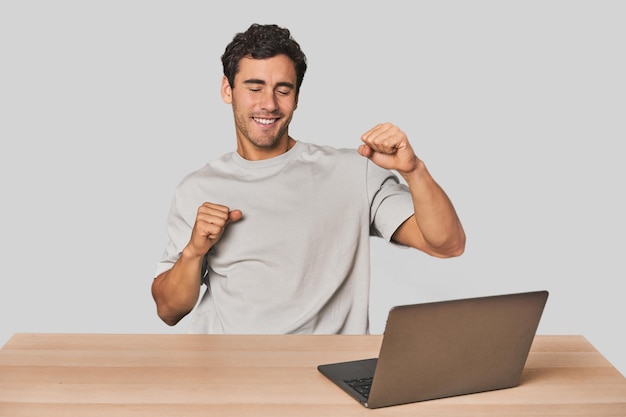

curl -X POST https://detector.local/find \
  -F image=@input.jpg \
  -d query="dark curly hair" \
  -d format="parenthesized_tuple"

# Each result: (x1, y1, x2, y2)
(221, 24, 308, 95)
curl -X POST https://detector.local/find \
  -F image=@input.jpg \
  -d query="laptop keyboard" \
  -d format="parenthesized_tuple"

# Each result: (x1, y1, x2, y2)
(344, 376, 373, 398)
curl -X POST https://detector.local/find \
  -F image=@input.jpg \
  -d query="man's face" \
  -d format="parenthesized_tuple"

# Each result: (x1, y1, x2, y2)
(222, 54, 299, 159)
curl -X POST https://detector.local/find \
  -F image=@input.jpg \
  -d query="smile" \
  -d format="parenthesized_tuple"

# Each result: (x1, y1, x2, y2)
(253, 117, 278, 125)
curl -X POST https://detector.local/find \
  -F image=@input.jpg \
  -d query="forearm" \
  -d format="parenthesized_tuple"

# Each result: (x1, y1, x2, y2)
(400, 160, 466, 257)
(151, 247, 204, 326)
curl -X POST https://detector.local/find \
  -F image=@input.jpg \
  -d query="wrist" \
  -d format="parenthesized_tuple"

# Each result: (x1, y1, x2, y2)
(181, 244, 208, 262)
(399, 158, 428, 184)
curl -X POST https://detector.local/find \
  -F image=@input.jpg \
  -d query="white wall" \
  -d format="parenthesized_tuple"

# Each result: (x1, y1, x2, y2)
(1, 1, 624, 377)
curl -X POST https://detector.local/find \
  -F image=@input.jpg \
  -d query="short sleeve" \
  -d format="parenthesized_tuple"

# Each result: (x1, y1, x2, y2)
(367, 161, 415, 243)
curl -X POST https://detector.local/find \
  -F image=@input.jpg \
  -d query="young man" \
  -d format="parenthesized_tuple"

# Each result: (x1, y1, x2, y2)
(152, 24, 465, 334)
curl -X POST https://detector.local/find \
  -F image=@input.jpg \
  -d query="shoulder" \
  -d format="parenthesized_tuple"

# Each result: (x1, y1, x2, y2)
(170, 153, 238, 200)
(291, 143, 368, 181)
(295, 142, 401, 185)
(297, 142, 363, 164)
(179, 153, 234, 181)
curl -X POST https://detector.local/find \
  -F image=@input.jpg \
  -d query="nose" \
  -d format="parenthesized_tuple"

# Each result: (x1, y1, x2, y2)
(259, 90, 279, 112)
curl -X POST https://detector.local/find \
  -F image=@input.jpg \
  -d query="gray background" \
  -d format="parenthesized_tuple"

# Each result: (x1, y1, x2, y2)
(1, 1, 624, 377)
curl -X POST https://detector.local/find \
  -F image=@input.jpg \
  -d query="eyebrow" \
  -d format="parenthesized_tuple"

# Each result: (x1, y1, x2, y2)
(242, 79, 295, 89)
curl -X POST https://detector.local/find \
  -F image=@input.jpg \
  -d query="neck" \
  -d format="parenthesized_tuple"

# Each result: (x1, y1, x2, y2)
(237, 137, 295, 161)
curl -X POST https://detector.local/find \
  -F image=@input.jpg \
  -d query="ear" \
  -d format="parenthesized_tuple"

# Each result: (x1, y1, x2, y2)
(221, 76, 232, 104)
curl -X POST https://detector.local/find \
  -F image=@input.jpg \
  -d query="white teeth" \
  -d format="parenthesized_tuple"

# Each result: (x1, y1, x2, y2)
(255, 118, 275, 125)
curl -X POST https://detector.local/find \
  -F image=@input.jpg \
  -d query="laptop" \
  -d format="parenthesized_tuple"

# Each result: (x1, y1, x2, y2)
(317, 290, 549, 409)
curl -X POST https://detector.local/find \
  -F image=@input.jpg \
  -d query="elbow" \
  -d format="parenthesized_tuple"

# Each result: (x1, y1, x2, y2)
(155, 300, 191, 326)
(158, 309, 184, 327)
(154, 296, 192, 326)
(446, 241, 465, 258)
(444, 223, 466, 257)
(151, 278, 191, 327)
(431, 243, 464, 259)
(429, 229, 466, 258)
(445, 230, 466, 258)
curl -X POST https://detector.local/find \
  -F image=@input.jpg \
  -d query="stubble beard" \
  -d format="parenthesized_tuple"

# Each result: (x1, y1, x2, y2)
(237, 113, 292, 150)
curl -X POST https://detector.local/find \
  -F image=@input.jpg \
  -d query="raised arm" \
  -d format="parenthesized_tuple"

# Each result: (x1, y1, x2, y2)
(358, 123, 465, 258)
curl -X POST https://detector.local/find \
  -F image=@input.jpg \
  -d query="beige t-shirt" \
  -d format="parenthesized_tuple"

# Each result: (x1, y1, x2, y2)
(155, 141, 414, 334)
